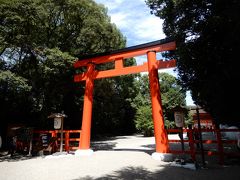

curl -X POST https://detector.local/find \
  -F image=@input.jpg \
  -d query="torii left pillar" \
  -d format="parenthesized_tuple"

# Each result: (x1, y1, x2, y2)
(75, 63, 95, 156)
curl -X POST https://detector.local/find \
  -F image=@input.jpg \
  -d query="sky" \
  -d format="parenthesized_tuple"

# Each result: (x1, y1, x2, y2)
(95, 0, 165, 46)
(95, 0, 195, 106)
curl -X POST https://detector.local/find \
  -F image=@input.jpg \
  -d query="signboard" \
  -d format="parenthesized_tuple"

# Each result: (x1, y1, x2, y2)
(174, 112, 184, 127)
(54, 117, 62, 129)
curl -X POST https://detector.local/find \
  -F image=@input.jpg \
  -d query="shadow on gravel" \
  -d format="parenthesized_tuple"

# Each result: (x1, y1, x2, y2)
(91, 135, 132, 151)
(73, 165, 240, 180)
(92, 135, 128, 142)
(91, 142, 117, 151)
(0, 153, 38, 162)
(141, 144, 155, 149)
(111, 148, 154, 155)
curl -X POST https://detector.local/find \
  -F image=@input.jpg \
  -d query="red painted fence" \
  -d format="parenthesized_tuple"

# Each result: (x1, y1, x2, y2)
(33, 130, 81, 152)
(16, 128, 239, 165)
(166, 128, 240, 165)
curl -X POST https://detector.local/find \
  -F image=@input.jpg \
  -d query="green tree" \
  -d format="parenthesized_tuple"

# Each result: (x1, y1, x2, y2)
(135, 105, 153, 136)
(134, 72, 186, 136)
(0, 0, 129, 137)
(146, 0, 240, 124)
(0, 69, 32, 147)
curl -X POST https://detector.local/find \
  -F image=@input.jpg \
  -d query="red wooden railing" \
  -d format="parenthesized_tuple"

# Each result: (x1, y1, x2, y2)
(166, 128, 240, 165)
(16, 128, 239, 165)
(33, 130, 81, 152)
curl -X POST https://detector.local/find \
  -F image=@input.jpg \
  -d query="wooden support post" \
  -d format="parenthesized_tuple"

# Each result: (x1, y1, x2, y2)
(60, 118, 64, 152)
(65, 131, 70, 152)
(216, 129, 224, 165)
(79, 63, 95, 150)
(147, 51, 169, 153)
(196, 106, 206, 167)
(188, 129, 196, 161)
(51, 131, 56, 138)
(115, 59, 123, 69)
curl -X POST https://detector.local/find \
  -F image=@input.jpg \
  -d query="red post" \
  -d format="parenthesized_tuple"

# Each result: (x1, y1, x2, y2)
(65, 131, 70, 152)
(147, 51, 169, 153)
(79, 63, 95, 149)
(216, 129, 224, 165)
(51, 131, 56, 138)
(188, 129, 196, 161)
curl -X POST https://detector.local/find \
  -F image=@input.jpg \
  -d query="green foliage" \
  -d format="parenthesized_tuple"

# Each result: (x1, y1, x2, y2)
(185, 111, 194, 127)
(0, 70, 31, 93)
(92, 58, 138, 135)
(146, 0, 240, 124)
(164, 119, 175, 129)
(0, 0, 125, 56)
(135, 105, 153, 136)
(0, 70, 32, 124)
(134, 72, 186, 136)
(0, 0, 129, 132)
(160, 72, 186, 110)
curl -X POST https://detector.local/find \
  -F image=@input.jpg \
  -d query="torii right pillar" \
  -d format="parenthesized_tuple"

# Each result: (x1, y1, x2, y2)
(147, 51, 172, 161)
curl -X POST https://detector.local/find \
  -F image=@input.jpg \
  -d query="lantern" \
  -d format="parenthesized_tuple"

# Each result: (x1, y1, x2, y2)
(174, 111, 185, 128)
(171, 105, 187, 128)
(54, 117, 62, 129)
(48, 112, 67, 153)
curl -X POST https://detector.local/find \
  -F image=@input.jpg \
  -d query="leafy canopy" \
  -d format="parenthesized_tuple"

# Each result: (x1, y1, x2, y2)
(134, 72, 186, 136)
(0, 0, 129, 131)
(146, 0, 240, 124)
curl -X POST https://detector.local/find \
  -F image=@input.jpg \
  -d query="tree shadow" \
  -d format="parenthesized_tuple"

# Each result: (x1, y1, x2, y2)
(91, 135, 131, 151)
(141, 144, 155, 149)
(0, 153, 38, 162)
(91, 141, 117, 151)
(73, 166, 153, 180)
(92, 135, 128, 142)
(73, 165, 240, 180)
(111, 148, 154, 155)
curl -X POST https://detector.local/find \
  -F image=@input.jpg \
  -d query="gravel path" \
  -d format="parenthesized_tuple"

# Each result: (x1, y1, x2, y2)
(0, 134, 239, 180)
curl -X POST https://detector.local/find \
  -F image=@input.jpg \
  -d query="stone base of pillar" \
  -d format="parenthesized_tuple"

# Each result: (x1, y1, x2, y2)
(75, 149, 94, 156)
(152, 152, 173, 162)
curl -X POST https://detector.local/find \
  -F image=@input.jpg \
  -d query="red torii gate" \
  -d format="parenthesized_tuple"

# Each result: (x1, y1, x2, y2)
(74, 38, 176, 159)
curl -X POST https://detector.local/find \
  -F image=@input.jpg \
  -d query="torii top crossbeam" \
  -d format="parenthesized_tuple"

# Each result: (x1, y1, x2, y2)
(74, 38, 176, 82)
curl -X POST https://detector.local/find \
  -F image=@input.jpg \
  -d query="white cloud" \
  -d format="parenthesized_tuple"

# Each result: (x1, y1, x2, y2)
(159, 68, 178, 77)
(134, 55, 147, 65)
(95, 0, 166, 46)
(96, 0, 122, 10)
(134, 18, 165, 40)
(186, 91, 195, 106)
(110, 12, 130, 28)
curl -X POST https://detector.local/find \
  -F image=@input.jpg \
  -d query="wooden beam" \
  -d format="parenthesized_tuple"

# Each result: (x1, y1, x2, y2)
(74, 59, 176, 82)
(74, 41, 176, 68)
(115, 58, 124, 69)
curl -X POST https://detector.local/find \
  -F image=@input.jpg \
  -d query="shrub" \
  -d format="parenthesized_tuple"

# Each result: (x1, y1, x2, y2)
(134, 105, 153, 136)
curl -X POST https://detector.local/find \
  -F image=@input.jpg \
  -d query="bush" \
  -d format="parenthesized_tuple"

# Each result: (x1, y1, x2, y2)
(134, 105, 153, 136)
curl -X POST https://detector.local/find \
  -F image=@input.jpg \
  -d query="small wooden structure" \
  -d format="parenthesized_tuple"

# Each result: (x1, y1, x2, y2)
(33, 130, 81, 152)
(48, 113, 67, 152)
(189, 106, 215, 129)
